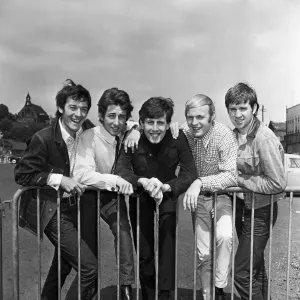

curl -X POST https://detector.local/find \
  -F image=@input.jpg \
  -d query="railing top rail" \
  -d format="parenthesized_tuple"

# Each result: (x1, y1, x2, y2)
(11, 185, 297, 204)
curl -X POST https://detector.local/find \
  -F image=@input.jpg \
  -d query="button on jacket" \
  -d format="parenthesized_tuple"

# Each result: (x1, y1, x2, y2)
(234, 116, 286, 209)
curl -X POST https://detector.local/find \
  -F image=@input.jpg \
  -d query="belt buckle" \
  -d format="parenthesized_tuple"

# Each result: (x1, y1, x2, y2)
(68, 195, 77, 206)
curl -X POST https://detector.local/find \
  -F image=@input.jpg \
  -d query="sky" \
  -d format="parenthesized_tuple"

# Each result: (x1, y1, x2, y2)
(0, 0, 299, 127)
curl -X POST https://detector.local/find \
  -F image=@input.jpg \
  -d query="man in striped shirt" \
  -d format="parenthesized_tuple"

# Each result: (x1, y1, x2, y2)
(182, 94, 238, 300)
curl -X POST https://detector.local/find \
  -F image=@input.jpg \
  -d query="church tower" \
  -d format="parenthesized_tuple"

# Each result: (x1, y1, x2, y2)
(25, 93, 32, 106)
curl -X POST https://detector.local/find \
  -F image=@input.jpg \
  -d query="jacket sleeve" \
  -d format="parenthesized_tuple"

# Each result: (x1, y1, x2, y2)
(14, 133, 58, 186)
(114, 147, 140, 190)
(165, 131, 198, 198)
(238, 138, 286, 193)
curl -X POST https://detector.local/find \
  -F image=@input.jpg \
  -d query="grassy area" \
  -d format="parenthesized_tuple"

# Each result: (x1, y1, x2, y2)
(1, 163, 300, 299)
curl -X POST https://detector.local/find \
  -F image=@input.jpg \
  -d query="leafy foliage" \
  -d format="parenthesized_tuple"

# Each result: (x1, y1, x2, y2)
(0, 104, 9, 120)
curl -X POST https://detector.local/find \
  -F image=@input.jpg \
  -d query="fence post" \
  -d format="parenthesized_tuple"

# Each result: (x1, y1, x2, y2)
(155, 202, 159, 300)
(12, 190, 21, 300)
(0, 197, 3, 300)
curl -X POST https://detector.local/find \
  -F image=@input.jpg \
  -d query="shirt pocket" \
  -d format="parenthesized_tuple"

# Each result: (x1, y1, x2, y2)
(203, 146, 218, 164)
(238, 155, 260, 172)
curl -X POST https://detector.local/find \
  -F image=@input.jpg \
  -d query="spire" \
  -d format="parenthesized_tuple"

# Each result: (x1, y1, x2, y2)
(25, 93, 31, 106)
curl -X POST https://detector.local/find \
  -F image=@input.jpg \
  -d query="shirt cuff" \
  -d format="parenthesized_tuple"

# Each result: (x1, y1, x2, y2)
(47, 174, 63, 191)
(104, 174, 120, 192)
(199, 177, 209, 191)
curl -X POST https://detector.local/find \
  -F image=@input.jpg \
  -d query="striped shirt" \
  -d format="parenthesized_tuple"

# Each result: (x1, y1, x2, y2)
(182, 121, 238, 192)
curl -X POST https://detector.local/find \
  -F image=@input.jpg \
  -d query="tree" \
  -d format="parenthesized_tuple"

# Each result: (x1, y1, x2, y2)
(0, 119, 13, 133)
(0, 104, 9, 120)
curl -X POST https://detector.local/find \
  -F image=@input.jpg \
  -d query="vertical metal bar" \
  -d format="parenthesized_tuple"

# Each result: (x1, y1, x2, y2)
(12, 191, 20, 299)
(97, 190, 101, 300)
(212, 193, 217, 300)
(286, 192, 293, 300)
(0, 198, 3, 300)
(193, 206, 197, 300)
(231, 192, 236, 300)
(267, 195, 274, 300)
(136, 196, 140, 300)
(174, 198, 179, 300)
(117, 194, 120, 300)
(77, 194, 81, 300)
(155, 202, 159, 300)
(37, 189, 41, 300)
(249, 193, 255, 300)
(57, 191, 61, 300)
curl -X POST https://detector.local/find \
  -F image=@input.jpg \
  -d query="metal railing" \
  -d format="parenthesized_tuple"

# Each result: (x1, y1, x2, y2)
(0, 186, 298, 299)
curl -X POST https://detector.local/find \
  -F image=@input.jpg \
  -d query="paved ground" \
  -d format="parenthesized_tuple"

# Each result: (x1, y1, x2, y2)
(1, 163, 300, 299)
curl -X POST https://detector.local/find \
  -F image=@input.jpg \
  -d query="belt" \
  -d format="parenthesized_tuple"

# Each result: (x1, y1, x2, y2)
(61, 195, 77, 207)
(202, 192, 229, 197)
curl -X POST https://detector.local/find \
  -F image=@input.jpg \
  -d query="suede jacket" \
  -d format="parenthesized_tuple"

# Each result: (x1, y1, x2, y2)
(235, 116, 286, 209)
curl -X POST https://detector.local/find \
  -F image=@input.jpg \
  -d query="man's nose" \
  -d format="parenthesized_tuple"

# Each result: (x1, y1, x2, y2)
(235, 109, 242, 117)
(113, 117, 119, 125)
(192, 117, 198, 125)
(153, 123, 158, 131)
(75, 109, 81, 117)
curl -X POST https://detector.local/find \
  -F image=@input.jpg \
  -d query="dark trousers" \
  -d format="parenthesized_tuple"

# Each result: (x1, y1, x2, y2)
(80, 191, 135, 285)
(129, 196, 176, 300)
(234, 200, 278, 300)
(41, 191, 135, 299)
(42, 204, 97, 300)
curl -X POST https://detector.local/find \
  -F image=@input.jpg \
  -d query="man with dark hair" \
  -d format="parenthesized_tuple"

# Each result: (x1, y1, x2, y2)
(14, 79, 97, 300)
(114, 97, 198, 300)
(73, 87, 140, 300)
(182, 94, 238, 300)
(225, 82, 286, 300)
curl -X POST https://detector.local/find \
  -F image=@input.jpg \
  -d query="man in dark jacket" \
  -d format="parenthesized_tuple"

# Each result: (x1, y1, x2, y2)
(115, 97, 198, 300)
(14, 79, 97, 300)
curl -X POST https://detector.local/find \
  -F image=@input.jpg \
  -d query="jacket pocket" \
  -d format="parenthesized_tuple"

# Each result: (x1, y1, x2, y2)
(164, 149, 178, 167)
(134, 155, 147, 172)
(239, 155, 260, 172)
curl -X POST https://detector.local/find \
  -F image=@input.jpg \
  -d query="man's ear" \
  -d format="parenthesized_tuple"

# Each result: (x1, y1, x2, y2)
(211, 112, 216, 122)
(58, 106, 64, 114)
(98, 112, 103, 123)
(252, 103, 258, 115)
(139, 119, 144, 129)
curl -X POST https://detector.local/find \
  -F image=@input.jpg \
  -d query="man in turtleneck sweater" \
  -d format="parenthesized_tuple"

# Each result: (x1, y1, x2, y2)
(115, 97, 198, 300)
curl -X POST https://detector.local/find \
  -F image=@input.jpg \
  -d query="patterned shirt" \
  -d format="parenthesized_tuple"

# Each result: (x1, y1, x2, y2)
(182, 121, 238, 192)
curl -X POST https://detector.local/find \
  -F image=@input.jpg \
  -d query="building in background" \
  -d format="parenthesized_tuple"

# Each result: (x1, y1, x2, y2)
(269, 121, 286, 152)
(286, 104, 300, 154)
(18, 93, 49, 124)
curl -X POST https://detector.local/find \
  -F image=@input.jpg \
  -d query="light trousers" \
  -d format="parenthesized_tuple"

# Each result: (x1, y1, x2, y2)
(193, 194, 233, 300)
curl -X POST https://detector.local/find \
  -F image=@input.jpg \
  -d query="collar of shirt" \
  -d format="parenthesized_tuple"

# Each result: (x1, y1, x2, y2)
(233, 116, 260, 140)
(182, 122, 214, 149)
(97, 123, 123, 145)
(59, 118, 83, 145)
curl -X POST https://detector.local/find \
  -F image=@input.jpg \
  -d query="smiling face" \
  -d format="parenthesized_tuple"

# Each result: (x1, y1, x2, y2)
(227, 101, 257, 134)
(186, 104, 214, 138)
(58, 97, 89, 138)
(100, 104, 127, 137)
(141, 114, 170, 144)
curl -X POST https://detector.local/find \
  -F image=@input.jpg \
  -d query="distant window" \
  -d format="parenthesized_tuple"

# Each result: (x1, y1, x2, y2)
(289, 157, 300, 168)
